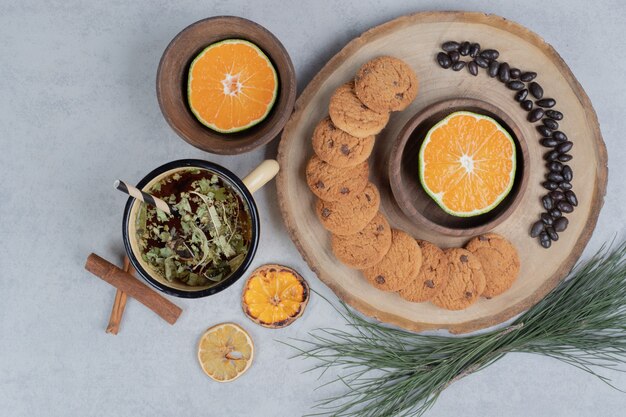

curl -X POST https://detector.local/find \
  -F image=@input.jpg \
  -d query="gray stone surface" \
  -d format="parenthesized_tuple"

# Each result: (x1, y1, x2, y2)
(1, 1, 625, 416)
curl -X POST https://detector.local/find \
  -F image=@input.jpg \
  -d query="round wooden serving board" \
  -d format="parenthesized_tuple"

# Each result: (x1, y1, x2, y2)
(277, 11, 607, 333)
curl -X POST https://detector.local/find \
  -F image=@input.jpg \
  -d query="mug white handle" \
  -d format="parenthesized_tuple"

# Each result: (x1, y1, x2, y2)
(242, 160, 280, 194)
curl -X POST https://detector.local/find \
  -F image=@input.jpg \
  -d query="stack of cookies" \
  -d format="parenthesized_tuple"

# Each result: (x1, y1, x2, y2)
(305, 56, 521, 311)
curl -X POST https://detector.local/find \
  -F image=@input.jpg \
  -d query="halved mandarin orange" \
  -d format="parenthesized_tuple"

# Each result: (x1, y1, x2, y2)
(419, 111, 516, 217)
(197, 323, 254, 383)
(187, 39, 278, 133)
(242, 264, 309, 328)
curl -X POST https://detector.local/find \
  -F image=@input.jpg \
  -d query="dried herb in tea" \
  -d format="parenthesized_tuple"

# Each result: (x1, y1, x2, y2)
(135, 169, 251, 287)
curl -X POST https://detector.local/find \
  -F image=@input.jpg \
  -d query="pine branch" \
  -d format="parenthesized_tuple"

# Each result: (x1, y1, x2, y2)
(283, 240, 626, 417)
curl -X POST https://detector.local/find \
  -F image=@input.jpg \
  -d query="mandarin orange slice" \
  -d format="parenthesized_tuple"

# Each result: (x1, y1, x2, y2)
(197, 323, 254, 382)
(419, 111, 516, 217)
(242, 264, 309, 328)
(187, 39, 278, 133)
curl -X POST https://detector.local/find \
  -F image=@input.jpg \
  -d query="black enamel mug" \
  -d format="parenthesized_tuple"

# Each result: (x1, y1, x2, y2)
(122, 159, 278, 298)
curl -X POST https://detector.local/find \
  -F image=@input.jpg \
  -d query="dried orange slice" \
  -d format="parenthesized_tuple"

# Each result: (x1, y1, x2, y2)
(187, 39, 278, 133)
(419, 111, 516, 217)
(242, 264, 309, 328)
(197, 323, 254, 382)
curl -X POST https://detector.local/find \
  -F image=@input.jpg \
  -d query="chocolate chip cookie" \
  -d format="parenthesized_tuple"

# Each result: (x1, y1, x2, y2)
(362, 229, 423, 292)
(311, 117, 375, 168)
(465, 233, 520, 298)
(398, 240, 449, 302)
(316, 183, 380, 236)
(331, 212, 392, 269)
(354, 56, 418, 112)
(305, 154, 369, 202)
(328, 82, 389, 138)
(431, 248, 485, 310)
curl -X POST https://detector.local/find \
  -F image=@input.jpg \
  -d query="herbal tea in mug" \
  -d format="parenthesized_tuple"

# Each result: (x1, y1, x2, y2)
(134, 168, 252, 287)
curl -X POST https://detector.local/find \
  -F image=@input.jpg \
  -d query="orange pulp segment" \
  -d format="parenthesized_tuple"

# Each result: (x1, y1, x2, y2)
(419, 111, 516, 217)
(188, 39, 278, 133)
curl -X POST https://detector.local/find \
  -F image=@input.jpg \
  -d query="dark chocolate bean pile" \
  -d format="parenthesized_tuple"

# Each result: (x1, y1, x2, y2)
(436, 41, 577, 248)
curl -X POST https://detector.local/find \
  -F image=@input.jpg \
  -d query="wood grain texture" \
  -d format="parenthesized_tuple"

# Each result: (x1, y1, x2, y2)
(157, 16, 296, 155)
(105, 257, 132, 335)
(85, 254, 182, 325)
(389, 98, 529, 237)
(276, 11, 608, 334)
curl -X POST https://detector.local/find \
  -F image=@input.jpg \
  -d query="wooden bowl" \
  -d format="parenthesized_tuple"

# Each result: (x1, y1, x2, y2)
(156, 16, 297, 155)
(388, 98, 530, 237)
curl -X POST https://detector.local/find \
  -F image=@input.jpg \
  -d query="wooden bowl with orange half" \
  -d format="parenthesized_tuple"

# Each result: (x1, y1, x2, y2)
(388, 98, 530, 237)
(157, 16, 297, 155)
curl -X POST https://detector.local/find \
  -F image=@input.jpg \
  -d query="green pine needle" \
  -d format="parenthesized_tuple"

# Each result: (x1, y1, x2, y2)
(283, 240, 626, 417)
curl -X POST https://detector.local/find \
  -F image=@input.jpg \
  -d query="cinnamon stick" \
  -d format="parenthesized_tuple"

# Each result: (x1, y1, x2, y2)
(85, 253, 182, 325)
(105, 257, 131, 334)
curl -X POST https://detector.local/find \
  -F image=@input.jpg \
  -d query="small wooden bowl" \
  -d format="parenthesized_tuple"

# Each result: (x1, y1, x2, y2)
(157, 16, 297, 155)
(388, 98, 530, 237)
